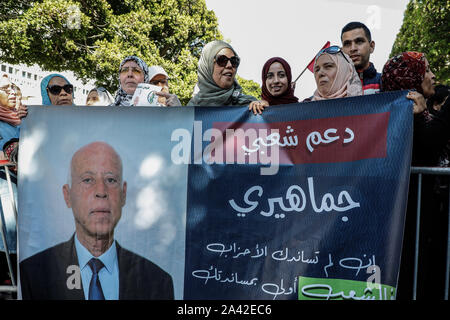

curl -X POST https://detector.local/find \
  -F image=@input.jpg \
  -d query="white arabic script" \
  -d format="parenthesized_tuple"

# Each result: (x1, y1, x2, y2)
(229, 177, 360, 219)
(306, 127, 354, 153)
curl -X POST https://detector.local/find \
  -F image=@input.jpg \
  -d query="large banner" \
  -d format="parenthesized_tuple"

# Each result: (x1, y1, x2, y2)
(17, 91, 412, 300)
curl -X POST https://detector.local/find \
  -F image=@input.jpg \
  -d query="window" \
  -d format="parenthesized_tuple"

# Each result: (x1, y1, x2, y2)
(1, 65, 5, 72)
(8, 67, 13, 74)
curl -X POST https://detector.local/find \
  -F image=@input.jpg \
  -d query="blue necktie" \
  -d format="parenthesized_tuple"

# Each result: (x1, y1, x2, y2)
(87, 258, 105, 300)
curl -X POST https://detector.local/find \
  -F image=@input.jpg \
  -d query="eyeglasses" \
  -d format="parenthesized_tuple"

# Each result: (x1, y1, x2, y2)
(214, 55, 240, 68)
(120, 66, 144, 76)
(315, 45, 350, 64)
(150, 79, 169, 86)
(47, 84, 73, 95)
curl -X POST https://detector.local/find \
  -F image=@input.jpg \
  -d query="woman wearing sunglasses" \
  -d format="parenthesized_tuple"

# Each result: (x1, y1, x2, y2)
(311, 45, 362, 101)
(249, 57, 299, 115)
(40, 73, 75, 106)
(188, 40, 257, 106)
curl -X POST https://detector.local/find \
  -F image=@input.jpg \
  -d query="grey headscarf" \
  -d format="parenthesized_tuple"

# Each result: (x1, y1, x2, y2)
(112, 56, 149, 106)
(188, 40, 257, 106)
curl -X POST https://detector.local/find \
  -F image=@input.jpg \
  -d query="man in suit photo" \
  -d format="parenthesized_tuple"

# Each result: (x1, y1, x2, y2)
(19, 141, 174, 300)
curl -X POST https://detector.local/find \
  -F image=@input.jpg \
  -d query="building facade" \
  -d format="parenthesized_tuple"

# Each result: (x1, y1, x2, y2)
(1, 62, 95, 105)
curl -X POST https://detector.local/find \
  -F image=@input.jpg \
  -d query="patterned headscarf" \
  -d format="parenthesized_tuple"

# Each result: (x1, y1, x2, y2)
(40, 73, 74, 106)
(261, 57, 298, 106)
(112, 56, 149, 106)
(381, 52, 426, 94)
(312, 51, 362, 101)
(188, 40, 257, 106)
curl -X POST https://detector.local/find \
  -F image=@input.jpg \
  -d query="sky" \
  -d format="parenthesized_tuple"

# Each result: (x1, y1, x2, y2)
(204, 0, 409, 100)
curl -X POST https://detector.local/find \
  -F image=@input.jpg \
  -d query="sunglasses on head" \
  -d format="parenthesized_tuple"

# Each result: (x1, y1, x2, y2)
(215, 55, 240, 68)
(316, 45, 350, 64)
(47, 84, 73, 95)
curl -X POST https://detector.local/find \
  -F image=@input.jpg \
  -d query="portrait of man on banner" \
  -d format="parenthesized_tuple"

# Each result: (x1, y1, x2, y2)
(20, 141, 174, 300)
(17, 106, 190, 300)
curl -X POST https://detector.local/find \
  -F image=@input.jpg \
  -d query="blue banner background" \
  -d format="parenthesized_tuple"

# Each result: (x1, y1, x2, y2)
(184, 91, 413, 299)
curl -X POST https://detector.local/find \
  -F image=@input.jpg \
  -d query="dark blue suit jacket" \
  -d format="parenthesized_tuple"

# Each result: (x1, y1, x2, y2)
(19, 235, 174, 300)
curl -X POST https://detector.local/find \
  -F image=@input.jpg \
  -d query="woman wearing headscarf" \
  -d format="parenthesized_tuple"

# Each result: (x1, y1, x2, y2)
(382, 51, 436, 115)
(381, 51, 449, 299)
(0, 75, 20, 278)
(188, 40, 257, 106)
(40, 73, 75, 106)
(381, 51, 448, 166)
(0, 75, 21, 163)
(112, 56, 149, 106)
(86, 87, 114, 106)
(249, 57, 299, 115)
(311, 46, 362, 101)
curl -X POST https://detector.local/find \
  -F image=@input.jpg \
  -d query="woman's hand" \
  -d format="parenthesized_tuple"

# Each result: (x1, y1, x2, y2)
(248, 100, 269, 115)
(407, 91, 427, 114)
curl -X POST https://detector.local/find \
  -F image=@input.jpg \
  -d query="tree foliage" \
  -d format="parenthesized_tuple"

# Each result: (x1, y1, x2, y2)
(391, 0, 449, 85)
(0, 0, 261, 104)
(237, 75, 261, 100)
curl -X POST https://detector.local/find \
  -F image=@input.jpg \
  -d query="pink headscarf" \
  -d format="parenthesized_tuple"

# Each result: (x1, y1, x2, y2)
(312, 52, 362, 101)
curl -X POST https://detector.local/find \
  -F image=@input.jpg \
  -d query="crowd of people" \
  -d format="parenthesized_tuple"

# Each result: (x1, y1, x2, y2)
(0, 21, 449, 299)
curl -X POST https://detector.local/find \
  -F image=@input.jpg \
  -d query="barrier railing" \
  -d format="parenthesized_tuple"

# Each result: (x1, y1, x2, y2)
(1, 164, 449, 299)
(410, 166, 450, 300)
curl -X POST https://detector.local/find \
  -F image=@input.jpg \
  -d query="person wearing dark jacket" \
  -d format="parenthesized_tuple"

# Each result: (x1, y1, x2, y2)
(381, 51, 449, 299)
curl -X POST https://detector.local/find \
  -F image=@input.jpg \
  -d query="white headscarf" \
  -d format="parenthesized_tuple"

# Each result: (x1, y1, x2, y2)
(87, 87, 114, 106)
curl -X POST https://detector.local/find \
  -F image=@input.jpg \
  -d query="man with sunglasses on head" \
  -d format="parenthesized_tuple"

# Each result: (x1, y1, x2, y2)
(148, 65, 181, 107)
(41, 73, 75, 106)
(341, 21, 381, 95)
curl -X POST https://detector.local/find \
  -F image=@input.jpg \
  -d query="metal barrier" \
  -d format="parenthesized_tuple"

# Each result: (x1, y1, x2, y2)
(0, 160, 17, 296)
(1, 164, 448, 299)
(410, 166, 450, 300)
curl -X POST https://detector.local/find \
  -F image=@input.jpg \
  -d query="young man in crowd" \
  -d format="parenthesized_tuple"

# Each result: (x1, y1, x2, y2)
(341, 21, 381, 95)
